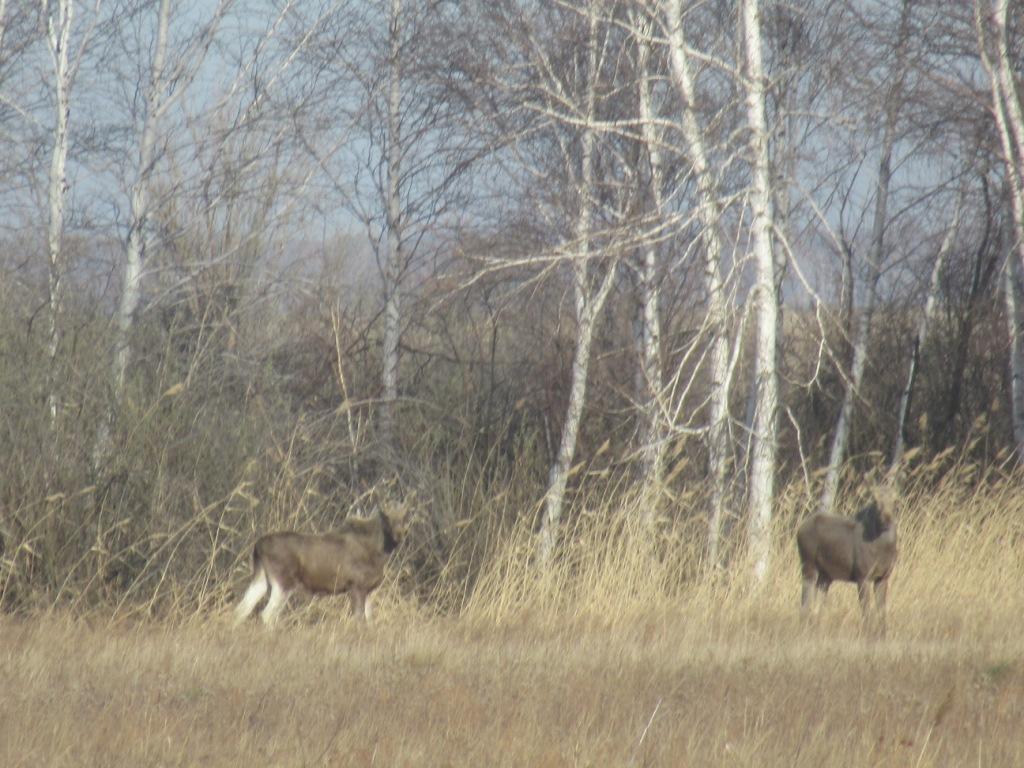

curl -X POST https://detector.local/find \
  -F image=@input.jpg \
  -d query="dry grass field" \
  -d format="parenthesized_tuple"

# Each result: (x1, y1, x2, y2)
(2, 480, 1023, 767)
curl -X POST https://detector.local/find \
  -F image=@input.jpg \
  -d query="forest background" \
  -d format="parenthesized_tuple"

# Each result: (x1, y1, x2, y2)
(0, 0, 1022, 619)
(5, 1, 1024, 764)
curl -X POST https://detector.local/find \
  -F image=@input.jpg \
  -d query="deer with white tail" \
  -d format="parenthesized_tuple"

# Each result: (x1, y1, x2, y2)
(234, 504, 410, 627)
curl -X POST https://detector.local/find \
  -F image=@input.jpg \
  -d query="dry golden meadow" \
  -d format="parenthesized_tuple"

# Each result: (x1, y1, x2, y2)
(2, 477, 1023, 767)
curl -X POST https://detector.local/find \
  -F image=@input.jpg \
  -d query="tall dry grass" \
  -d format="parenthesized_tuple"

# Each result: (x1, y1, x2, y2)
(2, 473, 1023, 766)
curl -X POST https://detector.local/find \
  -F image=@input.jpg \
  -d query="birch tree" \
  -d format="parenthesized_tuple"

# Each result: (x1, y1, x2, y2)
(379, 0, 403, 450)
(1003, 193, 1024, 457)
(818, 0, 913, 516)
(41, 0, 98, 430)
(302, 0, 476, 455)
(740, 0, 780, 580)
(111, 0, 231, 403)
(976, 0, 1024, 456)
(111, 0, 174, 418)
(632, 11, 666, 505)
(659, 0, 734, 565)
(536, 0, 618, 566)
(89, 0, 234, 464)
(890, 185, 964, 467)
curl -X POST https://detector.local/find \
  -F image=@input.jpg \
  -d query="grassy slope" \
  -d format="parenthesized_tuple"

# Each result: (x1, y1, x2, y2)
(2, 483, 1023, 766)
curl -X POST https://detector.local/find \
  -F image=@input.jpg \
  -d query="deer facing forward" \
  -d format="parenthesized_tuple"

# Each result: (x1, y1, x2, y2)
(797, 487, 898, 635)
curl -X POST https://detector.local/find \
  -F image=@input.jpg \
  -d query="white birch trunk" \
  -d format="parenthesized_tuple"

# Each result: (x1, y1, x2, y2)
(820, 0, 912, 514)
(1004, 185, 1024, 457)
(891, 190, 963, 467)
(538, 266, 616, 566)
(44, 0, 74, 430)
(1002, 198, 1024, 462)
(537, 2, 613, 566)
(94, 0, 230, 467)
(635, 18, 665, 510)
(976, 0, 1024, 455)
(380, 0, 403, 450)
(992, 0, 1024, 175)
(818, 127, 892, 515)
(1004, 234, 1024, 458)
(90, 0, 174, 466)
(741, 0, 779, 582)
(663, 0, 732, 564)
(113, 0, 171, 403)
(977, 3, 1024, 244)
(638, 242, 663, 492)
(990, 0, 1024, 310)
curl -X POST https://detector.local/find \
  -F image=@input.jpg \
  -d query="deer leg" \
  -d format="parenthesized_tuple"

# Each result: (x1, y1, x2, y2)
(234, 567, 268, 626)
(349, 589, 367, 622)
(857, 580, 871, 632)
(801, 576, 815, 620)
(364, 592, 375, 623)
(816, 577, 831, 612)
(874, 578, 889, 638)
(800, 561, 819, 621)
(260, 575, 291, 626)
